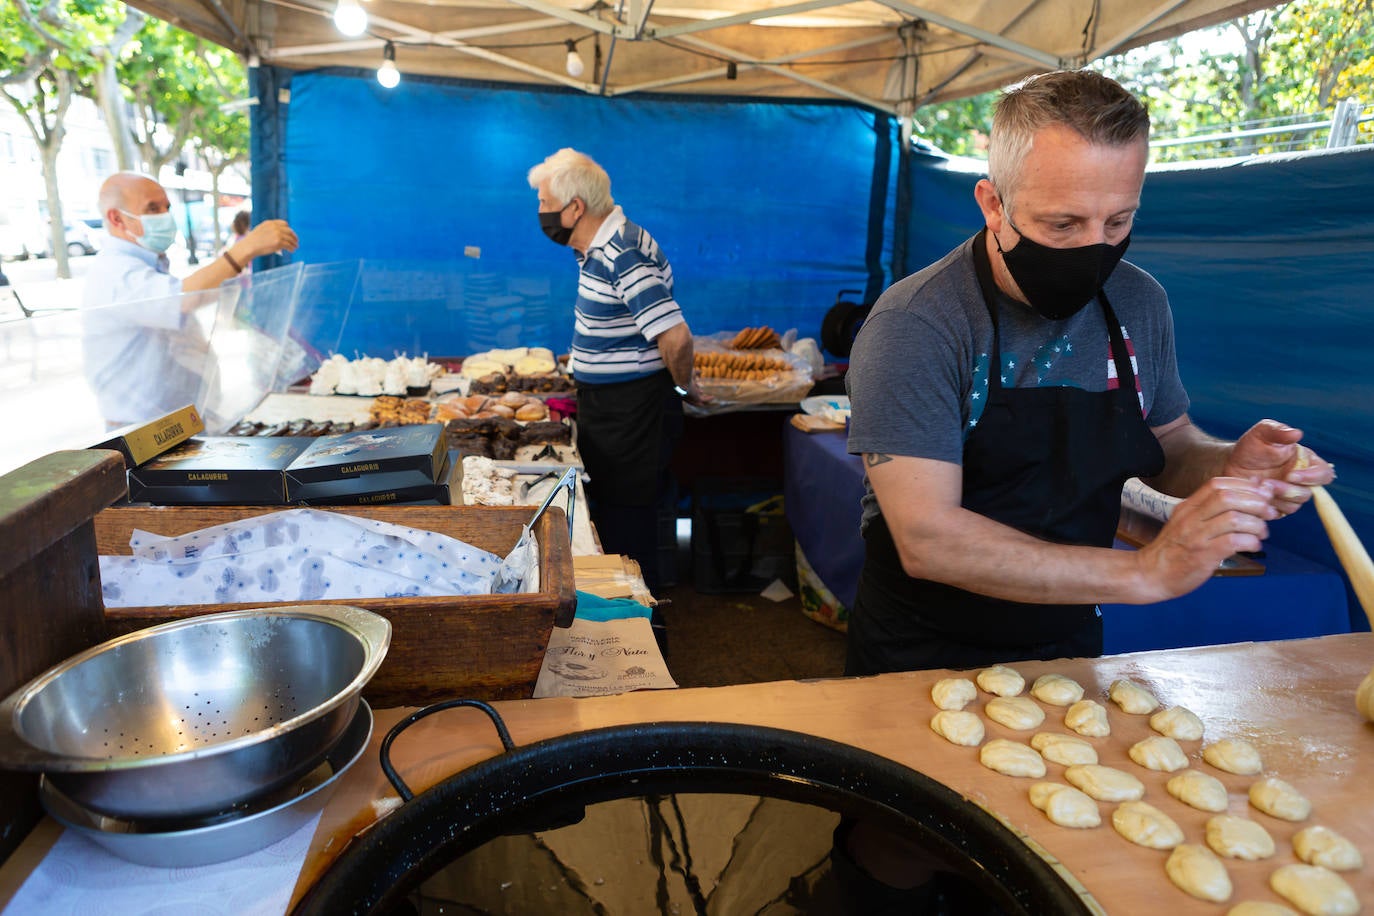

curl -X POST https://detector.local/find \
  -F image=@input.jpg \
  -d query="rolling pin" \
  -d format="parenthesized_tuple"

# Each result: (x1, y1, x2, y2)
(1310, 484, 1374, 721)
(1310, 486, 1374, 630)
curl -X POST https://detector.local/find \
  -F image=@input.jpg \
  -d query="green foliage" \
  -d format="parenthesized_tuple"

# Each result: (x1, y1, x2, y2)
(911, 0, 1374, 162)
(1, 0, 116, 122)
(911, 91, 997, 157)
(117, 15, 248, 170)
(1098, 0, 1374, 161)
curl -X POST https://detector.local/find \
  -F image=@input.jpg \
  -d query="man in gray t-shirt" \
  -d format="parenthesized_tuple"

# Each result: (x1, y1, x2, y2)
(842, 70, 1334, 680)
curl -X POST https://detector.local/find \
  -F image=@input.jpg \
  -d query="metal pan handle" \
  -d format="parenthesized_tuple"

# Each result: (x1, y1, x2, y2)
(378, 699, 516, 801)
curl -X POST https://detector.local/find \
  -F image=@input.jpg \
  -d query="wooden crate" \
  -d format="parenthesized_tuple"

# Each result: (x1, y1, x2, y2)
(97, 505, 576, 707)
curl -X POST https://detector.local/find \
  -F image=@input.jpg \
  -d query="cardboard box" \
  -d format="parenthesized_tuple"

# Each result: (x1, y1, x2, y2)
(97, 504, 576, 705)
(284, 424, 446, 491)
(128, 437, 309, 505)
(90, 405, 205, 468)
(290, 451, 460, 507)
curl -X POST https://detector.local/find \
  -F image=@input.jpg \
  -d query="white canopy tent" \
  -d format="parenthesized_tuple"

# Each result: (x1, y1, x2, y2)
(128, 0, 1278, 111)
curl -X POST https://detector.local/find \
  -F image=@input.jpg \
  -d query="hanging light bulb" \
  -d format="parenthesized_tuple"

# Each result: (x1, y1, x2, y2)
(564, 39, 585, 78)
(377, 41, 400, 88)
(333, 0, 367, 37)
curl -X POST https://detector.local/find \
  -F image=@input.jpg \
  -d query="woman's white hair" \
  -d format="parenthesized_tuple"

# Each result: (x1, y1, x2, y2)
(526, 148, 615, 216)
(988, 70, 1150, 210)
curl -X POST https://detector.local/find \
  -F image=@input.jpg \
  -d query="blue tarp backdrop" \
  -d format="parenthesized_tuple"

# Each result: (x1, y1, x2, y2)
(256, 67, 895, 357)
(252, 67, 1372, 623)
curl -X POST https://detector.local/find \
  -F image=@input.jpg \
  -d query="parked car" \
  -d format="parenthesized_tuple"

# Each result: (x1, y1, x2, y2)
(30, 220, 98, 258)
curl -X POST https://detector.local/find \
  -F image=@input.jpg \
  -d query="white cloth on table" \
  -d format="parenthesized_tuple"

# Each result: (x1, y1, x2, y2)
(100, 508, 503, 607)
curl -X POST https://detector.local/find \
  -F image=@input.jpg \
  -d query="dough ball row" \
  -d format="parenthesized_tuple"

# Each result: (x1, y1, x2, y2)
(926, 664, 1364, 913)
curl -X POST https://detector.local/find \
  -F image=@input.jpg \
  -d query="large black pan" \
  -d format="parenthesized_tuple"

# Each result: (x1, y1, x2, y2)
(294, 700, 1091, 915)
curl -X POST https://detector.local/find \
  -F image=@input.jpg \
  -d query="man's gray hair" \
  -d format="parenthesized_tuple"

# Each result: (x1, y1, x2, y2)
(988, 70, 1149, 208)
(527, 148, 615, 216)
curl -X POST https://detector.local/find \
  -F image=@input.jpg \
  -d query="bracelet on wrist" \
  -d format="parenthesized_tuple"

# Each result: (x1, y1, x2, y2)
(222, 251, 243, 274)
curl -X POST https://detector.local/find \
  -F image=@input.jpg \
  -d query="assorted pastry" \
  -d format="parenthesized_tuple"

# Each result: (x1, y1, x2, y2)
(225, 418, 378, 437)
(370, 396, 436, 426)
(432, 392, 550, 423)
(729, 325, 782, 350)
(445, 416, 571, 460)
(308, 354, 445, 396)
(460, 346, 574, 394)
(694, 351, 792, 382)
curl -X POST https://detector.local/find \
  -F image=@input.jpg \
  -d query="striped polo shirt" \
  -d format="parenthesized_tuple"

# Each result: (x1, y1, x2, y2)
(569, 206, 685, 385)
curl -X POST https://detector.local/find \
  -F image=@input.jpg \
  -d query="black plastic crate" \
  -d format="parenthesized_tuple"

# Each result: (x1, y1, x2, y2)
(691, 477, 795, 594)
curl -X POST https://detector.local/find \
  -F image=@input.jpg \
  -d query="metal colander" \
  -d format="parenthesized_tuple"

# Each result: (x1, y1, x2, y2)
(0, 605, 389, 820)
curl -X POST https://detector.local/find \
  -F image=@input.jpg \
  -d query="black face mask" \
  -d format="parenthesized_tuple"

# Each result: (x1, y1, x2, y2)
(539, 200, 578, 247)
(993, 217, 1131, 321)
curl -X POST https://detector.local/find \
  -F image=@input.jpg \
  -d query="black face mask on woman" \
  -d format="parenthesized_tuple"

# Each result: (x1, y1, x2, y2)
(539, 200, 579, 247)
(993, 216, 1131, 321)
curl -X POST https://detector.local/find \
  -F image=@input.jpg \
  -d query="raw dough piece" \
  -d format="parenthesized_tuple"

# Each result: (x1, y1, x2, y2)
(1030, 673, 1084, 707)
(1064, 764, 1145, 802)
(1204, 738, 1264, 775)
(1129, 735, 1190, 772)
(976, 664, 1025, 697)
(1031, 732, 1098, 766)
(979, 739, 1046, 778)
(930, 711, 984, 747)
(1226, 904, 1299, 916)
(1270, 864, 1359, 916)
(1112, 800, 1185, 849)
(1167, 769, 1229, 813)
(1028, 782, 1100, 829)
(1109, 678, 1160, 714)
(1166, 844, 1233, 903)
(1249, 777, 1312, 822)
(1293, 825, 1364, 871)
(1151, 705, 1205, 741)
(985, 696, 1046, 730)
(1206, 815, 1276, 860)
(931, 677, 978, 711)
(1064, 699, 1111, 738)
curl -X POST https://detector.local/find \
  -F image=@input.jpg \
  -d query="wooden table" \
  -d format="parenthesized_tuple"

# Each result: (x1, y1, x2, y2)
(3, 635, 1370, 912)
(292, 634, 1374, 913)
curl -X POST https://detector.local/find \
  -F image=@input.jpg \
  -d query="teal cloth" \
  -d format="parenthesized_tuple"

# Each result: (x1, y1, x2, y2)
(575, 589, 654, 621)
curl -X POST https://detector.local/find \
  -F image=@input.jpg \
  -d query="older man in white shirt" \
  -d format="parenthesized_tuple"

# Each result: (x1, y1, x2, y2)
(81, 172, 299, 427)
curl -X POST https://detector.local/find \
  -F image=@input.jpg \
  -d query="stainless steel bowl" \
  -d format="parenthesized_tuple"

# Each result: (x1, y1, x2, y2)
(39, 699, 374, 868)
(0, 605, 389, 820)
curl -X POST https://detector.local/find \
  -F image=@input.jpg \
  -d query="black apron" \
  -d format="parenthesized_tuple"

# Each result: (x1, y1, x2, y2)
(847, 231, 1167, 675)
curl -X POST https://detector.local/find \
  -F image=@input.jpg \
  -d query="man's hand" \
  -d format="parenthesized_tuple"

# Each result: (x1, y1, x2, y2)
(238, 219, 299, 259)
(1221, 419, 1335, 517)
(1135, 476, 1277, 601)
(683, 379, 713, 407)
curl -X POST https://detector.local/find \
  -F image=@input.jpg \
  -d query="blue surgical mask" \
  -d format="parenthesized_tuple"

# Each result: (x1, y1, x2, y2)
(122, 210, 178, 253)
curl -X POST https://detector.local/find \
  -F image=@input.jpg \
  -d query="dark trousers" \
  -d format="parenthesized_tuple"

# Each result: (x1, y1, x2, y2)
(577, 371, 683, 594)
